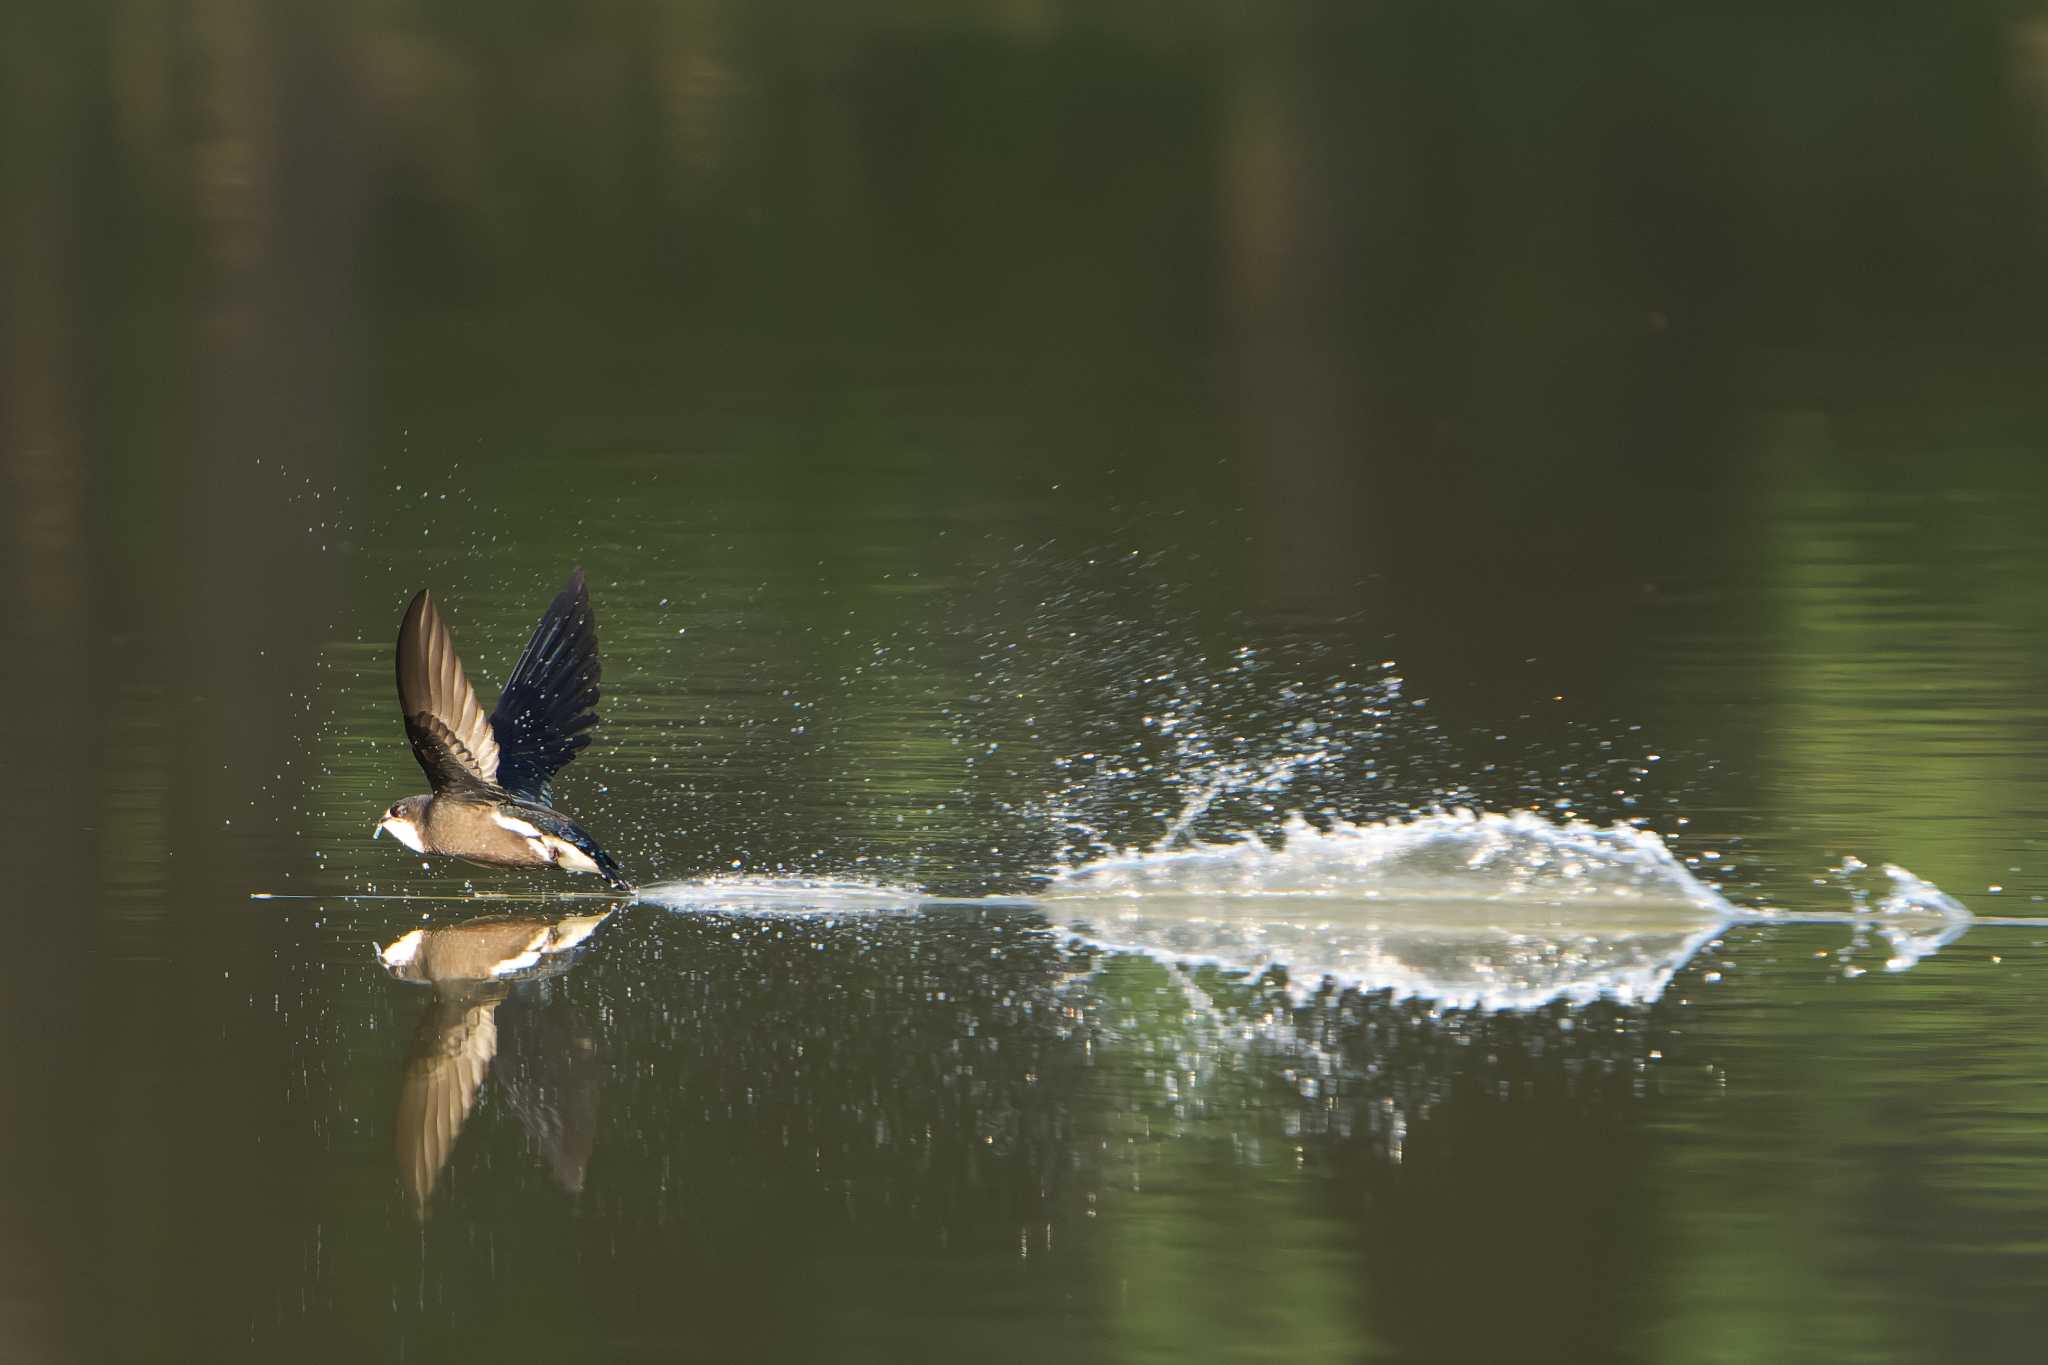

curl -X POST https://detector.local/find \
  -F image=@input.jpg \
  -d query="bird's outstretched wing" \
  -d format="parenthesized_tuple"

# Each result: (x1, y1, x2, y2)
(487, 568, 602, 807)
(396, 589, 502, 792)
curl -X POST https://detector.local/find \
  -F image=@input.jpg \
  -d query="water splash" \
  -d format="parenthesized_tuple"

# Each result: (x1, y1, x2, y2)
(939, 566, 1434, 877)
(1040, 811, 1974, 1010)
(1867, 864, 1975, 970)
(1750, 858, 1974, 975)
(1043, 811, 1734, 1011)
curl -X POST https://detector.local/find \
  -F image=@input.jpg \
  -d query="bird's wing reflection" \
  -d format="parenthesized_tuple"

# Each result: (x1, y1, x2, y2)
(495, 980, 603, 1195)
(396, 986, 505, 1211)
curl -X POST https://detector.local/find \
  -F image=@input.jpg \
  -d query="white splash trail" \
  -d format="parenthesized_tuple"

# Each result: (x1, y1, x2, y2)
(1036, 811, 1975, 1011)
(629, 876, 928, 916)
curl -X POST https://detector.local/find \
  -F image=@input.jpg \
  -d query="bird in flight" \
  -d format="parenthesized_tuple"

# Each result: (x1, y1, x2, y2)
(375, 568, 630, 890)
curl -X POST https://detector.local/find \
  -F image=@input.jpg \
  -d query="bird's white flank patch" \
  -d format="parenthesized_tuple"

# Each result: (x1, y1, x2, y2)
(546, 914, 609, 952)
(488, 926, 553, 978)
(542, 836, 601, 874)
(490, 811, 544, 840)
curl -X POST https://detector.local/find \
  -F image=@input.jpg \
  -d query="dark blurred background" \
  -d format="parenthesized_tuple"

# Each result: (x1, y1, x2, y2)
(8, 2, 2048, 1361)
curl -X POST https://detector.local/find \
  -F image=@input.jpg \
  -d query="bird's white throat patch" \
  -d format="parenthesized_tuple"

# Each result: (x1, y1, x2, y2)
(377, 817, 426, 854)
(379, 928, 425, 968)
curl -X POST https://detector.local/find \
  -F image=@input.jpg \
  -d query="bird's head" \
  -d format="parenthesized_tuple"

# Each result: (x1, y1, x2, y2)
(374, 795, 430, 853)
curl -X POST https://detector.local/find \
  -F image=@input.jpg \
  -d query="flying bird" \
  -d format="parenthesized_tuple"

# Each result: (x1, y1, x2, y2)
(375, 569, 629, 889)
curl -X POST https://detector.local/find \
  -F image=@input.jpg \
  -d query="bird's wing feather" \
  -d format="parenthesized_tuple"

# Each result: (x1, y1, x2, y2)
(487, 568, 602, 807)
(396, 589, 502, 792)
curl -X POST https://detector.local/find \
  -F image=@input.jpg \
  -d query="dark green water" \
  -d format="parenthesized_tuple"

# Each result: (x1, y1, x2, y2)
(9, 3, 2048, 1361)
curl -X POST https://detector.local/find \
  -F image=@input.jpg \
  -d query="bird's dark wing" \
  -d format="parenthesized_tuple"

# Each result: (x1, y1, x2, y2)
(396, 589, 502, 793)
(487, 569, 602, 807)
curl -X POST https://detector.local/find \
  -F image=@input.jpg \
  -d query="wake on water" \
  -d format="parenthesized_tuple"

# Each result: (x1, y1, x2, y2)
(632, 876, 928, 916)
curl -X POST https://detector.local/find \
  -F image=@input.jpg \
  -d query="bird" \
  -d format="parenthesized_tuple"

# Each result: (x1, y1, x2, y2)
(374, 568, 630, 889)
(380, 911, 614, 1213)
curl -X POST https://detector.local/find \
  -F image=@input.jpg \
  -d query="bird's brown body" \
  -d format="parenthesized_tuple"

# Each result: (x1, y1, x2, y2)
(412, 794, 603, 874)
(418, 796, 537, 864)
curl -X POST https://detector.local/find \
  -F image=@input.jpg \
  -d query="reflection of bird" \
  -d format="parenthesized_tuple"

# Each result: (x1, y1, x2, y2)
(381, 913, 613, 1215)
(374, 568, 629, 889)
